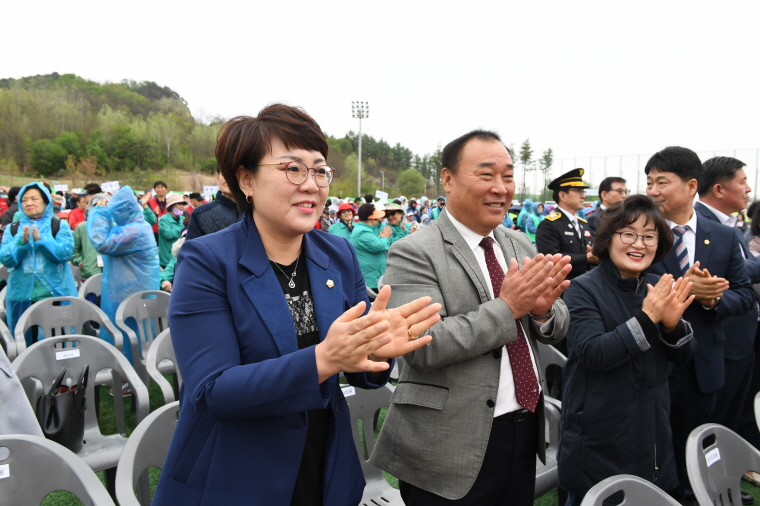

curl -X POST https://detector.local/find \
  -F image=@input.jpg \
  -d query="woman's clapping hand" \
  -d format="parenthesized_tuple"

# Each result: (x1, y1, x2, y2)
(642, 274, 695, 330)
(315, 285, 441, 383)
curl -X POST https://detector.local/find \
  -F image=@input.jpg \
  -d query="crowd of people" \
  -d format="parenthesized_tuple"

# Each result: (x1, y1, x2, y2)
(1, 103, 760, 506)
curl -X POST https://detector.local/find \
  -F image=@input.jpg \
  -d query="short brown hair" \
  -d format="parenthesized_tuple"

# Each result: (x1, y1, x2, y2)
(591, 194, 673, 265)
(215, 104, 329, 215)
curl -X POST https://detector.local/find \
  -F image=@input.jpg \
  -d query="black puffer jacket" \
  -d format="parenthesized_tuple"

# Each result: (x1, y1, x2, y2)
(558, 257, 695, 497)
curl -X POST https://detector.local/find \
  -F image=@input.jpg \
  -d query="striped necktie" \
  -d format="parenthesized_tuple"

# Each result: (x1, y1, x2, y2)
(672, 225, 690, 275)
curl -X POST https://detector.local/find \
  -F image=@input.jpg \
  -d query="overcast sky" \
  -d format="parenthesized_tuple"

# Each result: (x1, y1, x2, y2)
(3, 1, 760, 191)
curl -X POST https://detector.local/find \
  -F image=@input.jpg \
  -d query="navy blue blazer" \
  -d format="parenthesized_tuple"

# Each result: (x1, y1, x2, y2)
(152, 214, 390, 506)
(694, 202, 760, 358)
(649, 213, 754, 393)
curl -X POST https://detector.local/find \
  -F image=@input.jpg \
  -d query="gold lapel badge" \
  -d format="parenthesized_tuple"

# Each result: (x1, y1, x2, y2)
(326, 280, 334, 288)
(704, 240, 710, 245)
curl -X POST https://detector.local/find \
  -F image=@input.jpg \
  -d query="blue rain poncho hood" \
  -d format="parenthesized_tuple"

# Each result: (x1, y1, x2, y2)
(86, 185, 159, 363)
(0, 182, 77, 334)
(531, 201, 544, 215)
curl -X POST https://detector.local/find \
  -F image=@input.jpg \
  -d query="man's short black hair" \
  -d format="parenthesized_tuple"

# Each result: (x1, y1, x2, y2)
(644, 146, 701, 183)
(364, 194, 373, 204)
(698, 156, 747, 197)
(592, 194, 673, 265)
(599, 177, 627, 195)
(358, 203, 376, 221)
(153, 180, 168, 189)
(442, 130, 510, 174)
(84, 183, 102, 195)
(7, 186, 21, 204)
(189, 192, 203, 201)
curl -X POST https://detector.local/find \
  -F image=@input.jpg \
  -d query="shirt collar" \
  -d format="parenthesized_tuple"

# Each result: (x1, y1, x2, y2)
(667, 209, 698, 233)
(698, 201, 737, 227)
(447, 210, 496, 253)
(558, 205, 577, 223)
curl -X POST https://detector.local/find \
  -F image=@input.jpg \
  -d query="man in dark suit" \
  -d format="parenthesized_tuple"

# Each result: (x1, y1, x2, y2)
(645, 147, 754, 503)
(695, 157, 760, 456)
(536, 169, 598, 280)
(586, 176, 628, 235)
(371, 130, 572, 505)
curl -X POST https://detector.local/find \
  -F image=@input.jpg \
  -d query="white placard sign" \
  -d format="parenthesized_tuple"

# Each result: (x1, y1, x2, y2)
(54, 184, 69, 192)
(56, 349, 81, 361)
(0, 464, 8, 479)
(375, 190, 388, 201)
(203, 186, 219, 196)
(101, 181, 120, 194)
(705, 447, 721, 467)
(341, 386, 356, 397)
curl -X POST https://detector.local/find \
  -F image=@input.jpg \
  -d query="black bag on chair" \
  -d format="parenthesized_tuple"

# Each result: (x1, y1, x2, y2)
(36, 365, 89, 453)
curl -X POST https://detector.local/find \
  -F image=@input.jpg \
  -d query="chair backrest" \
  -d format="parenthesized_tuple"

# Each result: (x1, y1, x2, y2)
(686, 423, 760, 506)
(346, 383, 395, 483)
(537, 342, 566, 402)
(78, 273, 102, 305)
(114, 291, 170, 382)
(70, 262, 81, 287)
(115, 401, 179, 506)
(145, 328, 182, 404)
(13, 296, 123, 356)
(754, 391, 760, 433)
(0, 284, 6, 323)
(0, 434, 115, 506)
(579, 474, 680, 506)
(0, 319, 14, 361)
(13, 335, 149, 444)
(0, 265, 8, 284)
(535, 400, 561, 498)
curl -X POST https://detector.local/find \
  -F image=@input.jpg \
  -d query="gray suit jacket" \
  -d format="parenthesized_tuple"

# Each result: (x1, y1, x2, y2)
(0, 346, 43, 437)
(370, 210, 569, 500)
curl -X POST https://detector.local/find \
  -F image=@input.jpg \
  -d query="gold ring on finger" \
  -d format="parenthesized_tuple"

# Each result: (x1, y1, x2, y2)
(407, 327, 421, 340)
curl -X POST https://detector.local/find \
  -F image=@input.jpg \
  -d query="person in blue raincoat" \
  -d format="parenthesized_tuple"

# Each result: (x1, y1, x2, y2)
(0, 182, 77, 342)
(87, 185, 160, 364)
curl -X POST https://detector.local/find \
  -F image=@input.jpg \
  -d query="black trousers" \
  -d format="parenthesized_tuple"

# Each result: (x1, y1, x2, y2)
(669, 362, 718, 502)
(399, 410, 538, 506)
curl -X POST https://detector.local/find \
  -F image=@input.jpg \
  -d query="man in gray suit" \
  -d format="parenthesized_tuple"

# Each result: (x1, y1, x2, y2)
(371, 130, 572, 505)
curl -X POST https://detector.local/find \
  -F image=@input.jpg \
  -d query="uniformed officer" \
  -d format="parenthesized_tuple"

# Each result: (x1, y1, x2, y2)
(536, 168, 598, 280)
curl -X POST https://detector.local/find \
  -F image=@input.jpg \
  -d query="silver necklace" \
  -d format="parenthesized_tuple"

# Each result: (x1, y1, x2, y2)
(272, 255, 300, 289)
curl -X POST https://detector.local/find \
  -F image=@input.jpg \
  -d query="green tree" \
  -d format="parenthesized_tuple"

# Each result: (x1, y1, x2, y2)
(30, 139, 67, 176)
(519, 139, 533, 199)
(55, 131, 84, 158)
(396, 168, 426, 198)
(538, 148, 554, 202)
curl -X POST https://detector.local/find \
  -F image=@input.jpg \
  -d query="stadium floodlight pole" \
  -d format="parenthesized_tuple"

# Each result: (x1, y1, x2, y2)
(352, 101, 368, 196)
(379, 171, 385, 191)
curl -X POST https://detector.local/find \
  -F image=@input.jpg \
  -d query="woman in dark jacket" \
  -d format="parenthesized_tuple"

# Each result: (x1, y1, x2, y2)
(558, 195, 696, 504)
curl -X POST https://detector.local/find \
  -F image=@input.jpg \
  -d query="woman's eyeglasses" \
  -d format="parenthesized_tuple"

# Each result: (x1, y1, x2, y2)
(259, 161, 334, 187)
(615, 231, 659, 247)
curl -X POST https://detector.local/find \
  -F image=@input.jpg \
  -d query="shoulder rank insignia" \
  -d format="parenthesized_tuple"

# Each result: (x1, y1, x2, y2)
(578, 216, 588, 223)
(546, 212, 562, 221)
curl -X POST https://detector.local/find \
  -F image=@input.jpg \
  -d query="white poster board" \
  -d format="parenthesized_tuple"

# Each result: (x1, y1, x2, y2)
(203, 185, 219, 201)
(375, 190, 388, 202)
(101, 181, 120, 194)
(54, 184, 69, 192)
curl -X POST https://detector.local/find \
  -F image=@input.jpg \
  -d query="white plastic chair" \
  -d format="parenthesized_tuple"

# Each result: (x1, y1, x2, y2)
(13, 335, 149, 496)
(579, 474, 680, 506)
(0, 434, 115, 506)
(115, 401, 179, 506)
(145, 328, 182, 404)
(79, 272, 102, 305)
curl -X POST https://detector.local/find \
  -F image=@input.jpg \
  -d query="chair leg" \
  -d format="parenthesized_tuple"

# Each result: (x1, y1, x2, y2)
(105, 466, 117, 498)
(94, 384, 101, 418)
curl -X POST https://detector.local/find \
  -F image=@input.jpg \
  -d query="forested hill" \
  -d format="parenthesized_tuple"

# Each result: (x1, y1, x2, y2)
(0, 73, 442, 197)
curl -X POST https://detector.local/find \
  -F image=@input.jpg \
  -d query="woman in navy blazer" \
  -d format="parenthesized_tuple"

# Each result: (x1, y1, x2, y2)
(152, 105, 439, 506)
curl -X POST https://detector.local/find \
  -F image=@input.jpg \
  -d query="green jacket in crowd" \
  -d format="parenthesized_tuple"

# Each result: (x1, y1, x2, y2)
(158, 213, 184, 267)
(72, 220, 101, 280)
(143, 207, 157, 226)
(328, 220, 353, 239)
(349, 221, 390, 290)
(389, 223, 410, 245)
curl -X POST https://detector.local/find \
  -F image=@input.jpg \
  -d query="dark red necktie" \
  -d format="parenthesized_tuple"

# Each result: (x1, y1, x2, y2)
(480, 237, 540, 413)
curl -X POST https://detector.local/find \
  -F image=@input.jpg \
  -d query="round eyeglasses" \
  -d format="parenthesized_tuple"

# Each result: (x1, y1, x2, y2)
(614, 231, 659, 247)
(258, 161, 334, 187)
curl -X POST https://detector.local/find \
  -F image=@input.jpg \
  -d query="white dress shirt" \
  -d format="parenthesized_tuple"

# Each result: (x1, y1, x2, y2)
(447, 211, 544, 416)
(558, 206, 581, 238)
(667, 211, 699, 268)
(698, 201, 738, 228)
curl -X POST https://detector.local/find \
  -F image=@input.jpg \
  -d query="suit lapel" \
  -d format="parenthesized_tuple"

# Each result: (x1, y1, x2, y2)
(303, 232, 346, 342)
(239, 216, 299, 357)
(438, 211, 490, 303)
(694, 215, 714, 267)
